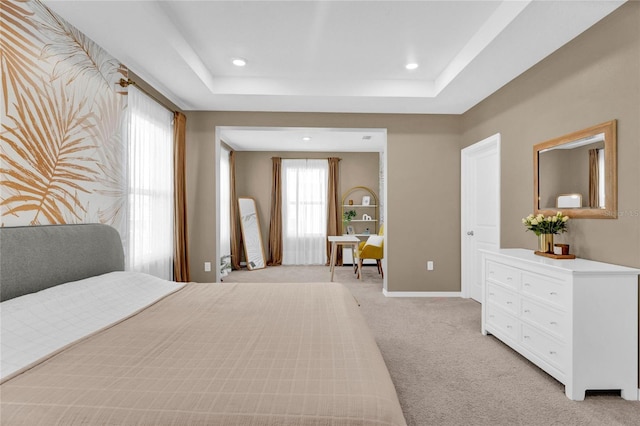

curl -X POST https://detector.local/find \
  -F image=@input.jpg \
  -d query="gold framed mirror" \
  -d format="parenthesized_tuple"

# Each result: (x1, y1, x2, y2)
(534, 120, 617, 218)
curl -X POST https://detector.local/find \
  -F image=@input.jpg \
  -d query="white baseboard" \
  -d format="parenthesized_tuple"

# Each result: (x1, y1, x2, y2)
(382, 289, 462, 298)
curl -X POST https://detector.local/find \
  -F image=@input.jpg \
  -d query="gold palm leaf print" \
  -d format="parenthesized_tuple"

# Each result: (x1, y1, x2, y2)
(90, 91, 126, 226)
(1, 78, 100, 224)
(1, 0, 128, 228)
(0, 0, 46, 111)
(29, 0, 123, 89)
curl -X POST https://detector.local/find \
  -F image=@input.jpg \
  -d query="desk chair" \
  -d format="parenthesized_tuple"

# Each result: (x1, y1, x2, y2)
(354, 225, 384, 279)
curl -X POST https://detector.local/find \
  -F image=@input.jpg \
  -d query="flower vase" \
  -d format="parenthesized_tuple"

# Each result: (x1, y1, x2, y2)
(538, 233, 554, 253)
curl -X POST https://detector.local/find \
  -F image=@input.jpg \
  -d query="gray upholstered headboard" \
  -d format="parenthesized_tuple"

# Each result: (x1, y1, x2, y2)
(0, 224, 125, 302)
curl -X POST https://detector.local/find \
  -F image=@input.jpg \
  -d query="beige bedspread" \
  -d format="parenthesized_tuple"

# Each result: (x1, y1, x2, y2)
(1, 282, 406, 425)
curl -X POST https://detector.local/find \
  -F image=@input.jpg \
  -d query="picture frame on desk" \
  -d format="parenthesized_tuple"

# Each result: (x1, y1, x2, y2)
(362, 196, 371, 206)
(346, 225, 355, 235)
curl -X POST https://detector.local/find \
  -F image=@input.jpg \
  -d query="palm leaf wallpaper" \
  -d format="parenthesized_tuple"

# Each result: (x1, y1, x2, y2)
(1, 0, 127, 231)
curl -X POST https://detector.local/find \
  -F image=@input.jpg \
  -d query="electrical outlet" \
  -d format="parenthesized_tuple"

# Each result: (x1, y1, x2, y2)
(204, 261, 211, 272)
(427, 261, 434, 271)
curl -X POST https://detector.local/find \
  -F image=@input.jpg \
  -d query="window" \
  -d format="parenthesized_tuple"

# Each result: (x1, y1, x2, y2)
(598, 148, 605, 208)
(282, 159, 328, 265)
(126, 86, 174, 279)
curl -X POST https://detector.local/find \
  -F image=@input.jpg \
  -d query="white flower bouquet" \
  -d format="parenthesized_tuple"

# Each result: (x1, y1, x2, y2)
(522, 212, 569, 236)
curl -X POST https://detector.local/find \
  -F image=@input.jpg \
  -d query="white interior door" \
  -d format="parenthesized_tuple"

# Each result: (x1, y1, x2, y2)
(461, 134, 500, 302)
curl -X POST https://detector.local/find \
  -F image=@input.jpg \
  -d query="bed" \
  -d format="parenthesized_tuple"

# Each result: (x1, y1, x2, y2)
(0, 224, 406, 425)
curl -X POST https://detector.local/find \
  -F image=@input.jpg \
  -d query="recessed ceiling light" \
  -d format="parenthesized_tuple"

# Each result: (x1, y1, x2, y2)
(232, 58, 247, 67)
(302, 136, 312, 141)
(405, 63, 419, 70)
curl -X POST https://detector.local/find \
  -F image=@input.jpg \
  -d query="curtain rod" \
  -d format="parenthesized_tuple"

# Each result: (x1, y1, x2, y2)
(117, 78, 174, 113)
(270, 157, 342, 160)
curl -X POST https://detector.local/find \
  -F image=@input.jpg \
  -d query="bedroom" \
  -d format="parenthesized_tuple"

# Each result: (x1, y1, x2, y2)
(1, 0, 639, 425)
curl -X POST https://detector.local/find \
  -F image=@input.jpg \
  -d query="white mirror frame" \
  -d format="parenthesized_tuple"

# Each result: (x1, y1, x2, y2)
(238, 197, 267, 270)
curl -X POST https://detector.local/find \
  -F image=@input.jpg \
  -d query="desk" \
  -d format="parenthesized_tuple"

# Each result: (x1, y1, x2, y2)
(328, 236, 360, 282)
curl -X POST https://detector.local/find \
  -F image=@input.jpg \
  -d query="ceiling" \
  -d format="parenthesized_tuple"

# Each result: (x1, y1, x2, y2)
(219, 127, 386, 152)
(44, 0, 624, 116)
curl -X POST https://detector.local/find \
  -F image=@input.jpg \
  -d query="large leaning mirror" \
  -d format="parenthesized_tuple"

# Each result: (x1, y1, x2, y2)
(534, 120, 617, 218)
(238, 197, 267, 270)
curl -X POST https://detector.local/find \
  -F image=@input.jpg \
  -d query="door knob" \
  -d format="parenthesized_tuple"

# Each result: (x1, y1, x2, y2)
(467, 231, 474, 236)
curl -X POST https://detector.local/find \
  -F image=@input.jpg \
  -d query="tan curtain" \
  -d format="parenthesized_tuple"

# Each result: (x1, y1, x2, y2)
(588, 149, 599, 208)
(229, 151, 242, 270)
(173, 112, 190, 282)
(267, 157, 283, 266)
(326, 157, 342, 266)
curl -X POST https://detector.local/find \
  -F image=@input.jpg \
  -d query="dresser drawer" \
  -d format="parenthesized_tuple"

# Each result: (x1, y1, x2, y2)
(521, 324, 567, 373)
(521, 272, 569, 309)
(521, 298, 567, 341)
(481, 249, 640, 401)
(486, 261, 520, 290)
(486, 282, 519, 316)
(485, 304, 519, 342)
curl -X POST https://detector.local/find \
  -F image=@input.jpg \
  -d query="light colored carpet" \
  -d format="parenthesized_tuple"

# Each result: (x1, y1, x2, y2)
(224, 265, 640, 426)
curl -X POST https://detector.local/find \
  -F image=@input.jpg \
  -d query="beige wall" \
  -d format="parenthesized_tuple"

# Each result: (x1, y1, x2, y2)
(539, 149, 574, 208)
(185, 112, 461, 290)
(461, 2, 640, 267)
(234, 151, 380, 251)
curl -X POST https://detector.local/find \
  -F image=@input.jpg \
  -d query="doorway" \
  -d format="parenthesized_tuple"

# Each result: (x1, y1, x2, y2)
(461, 133, 501, 302)
(215, 126, 388, 290)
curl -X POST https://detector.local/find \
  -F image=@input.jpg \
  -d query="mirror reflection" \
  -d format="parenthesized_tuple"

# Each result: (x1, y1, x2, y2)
(238, 197, 266, 270)
(534, 120, 616, 219)
(538, 134, 605, 209)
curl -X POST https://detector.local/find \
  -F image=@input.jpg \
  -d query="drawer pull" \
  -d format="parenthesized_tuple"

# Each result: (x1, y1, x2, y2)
(506, 276, 513, 281)
(524, 309, 530, 313)
(524, 282, 531, 287)
(549, 351, 557, 355)
(489, 271, 495, 275)
(550, 321, 557, 325)
(506, 325, 512, 329)
(506, 301, 512, 305)
(489, 292, 495, 296)
(523, 335, 530, 339)
(550, 292, 558, 296)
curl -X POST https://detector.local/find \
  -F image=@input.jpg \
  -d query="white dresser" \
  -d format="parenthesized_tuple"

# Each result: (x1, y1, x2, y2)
(480, 249, 639, 400)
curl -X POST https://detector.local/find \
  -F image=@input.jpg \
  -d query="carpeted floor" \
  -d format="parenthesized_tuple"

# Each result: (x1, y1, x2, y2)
(224, 265, 640, 426)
